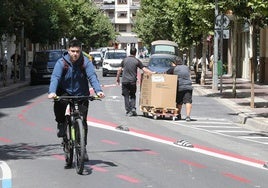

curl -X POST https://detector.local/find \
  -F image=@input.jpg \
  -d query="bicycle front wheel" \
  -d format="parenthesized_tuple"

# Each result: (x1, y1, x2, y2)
(63, 117, 73, 168)
(74, 118, 85, 174)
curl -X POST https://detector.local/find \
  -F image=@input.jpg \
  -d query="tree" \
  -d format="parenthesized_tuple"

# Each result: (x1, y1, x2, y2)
(60, 0, 115, 49)
(134, 0, 174, 48)
(26, 0, 70, 46)
(220, 0, 268, 106)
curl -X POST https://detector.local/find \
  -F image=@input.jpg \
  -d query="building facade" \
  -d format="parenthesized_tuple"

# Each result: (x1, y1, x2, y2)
(93, 0, 141, 55)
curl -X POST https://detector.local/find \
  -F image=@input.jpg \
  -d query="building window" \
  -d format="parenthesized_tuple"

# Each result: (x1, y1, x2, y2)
(117, 11, 127, 18)
(118, 0, 127, 4)
(119, 25, 127, 32)
(103, 0, 115, 4)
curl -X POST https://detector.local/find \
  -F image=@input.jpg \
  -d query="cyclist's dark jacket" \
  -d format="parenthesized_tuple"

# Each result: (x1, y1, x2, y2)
(49, 52, 102, 96)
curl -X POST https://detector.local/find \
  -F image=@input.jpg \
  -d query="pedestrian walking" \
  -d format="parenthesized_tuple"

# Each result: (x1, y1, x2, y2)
(167, 57, 193, 121)
(116, 47, 154, 116)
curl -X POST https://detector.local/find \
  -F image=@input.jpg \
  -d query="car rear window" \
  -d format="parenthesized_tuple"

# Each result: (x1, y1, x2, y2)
(49, 51, 62, 61)
(106, 52, 126, 59)
(34, 51, 62, 64)
(149, 57, 173, 68)
(154, 45, 176, 55)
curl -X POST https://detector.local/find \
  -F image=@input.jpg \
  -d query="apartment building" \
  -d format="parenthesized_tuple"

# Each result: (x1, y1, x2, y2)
(93, 0, 141, 54)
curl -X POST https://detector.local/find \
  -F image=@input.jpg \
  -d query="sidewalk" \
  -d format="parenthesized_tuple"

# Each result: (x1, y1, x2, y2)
(0, 66, 30, 97)
(193, 71, 268, 132)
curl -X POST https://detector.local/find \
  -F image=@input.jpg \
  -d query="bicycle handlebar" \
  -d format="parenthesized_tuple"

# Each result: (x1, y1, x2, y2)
(53, 95, 101, 102)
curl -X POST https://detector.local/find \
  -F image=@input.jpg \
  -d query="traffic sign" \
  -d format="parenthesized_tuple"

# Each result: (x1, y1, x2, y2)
(215, 15, 230, 29)
(215, 29, 229, 39)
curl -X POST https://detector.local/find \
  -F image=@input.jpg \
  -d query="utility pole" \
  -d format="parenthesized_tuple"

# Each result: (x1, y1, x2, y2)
(212, 0, 219, 90)
(20, 22, 25, 81)
(219, 13, 224, 93)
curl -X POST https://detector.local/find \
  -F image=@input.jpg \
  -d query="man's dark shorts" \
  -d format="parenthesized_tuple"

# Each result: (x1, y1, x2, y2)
(176, 90, 193, 105)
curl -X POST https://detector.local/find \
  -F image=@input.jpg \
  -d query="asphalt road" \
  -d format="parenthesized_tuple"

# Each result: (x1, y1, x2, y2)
(0, 69, 267, 188)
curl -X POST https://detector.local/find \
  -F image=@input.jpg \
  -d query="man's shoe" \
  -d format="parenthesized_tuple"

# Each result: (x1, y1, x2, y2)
(127, 111, 134, 117)
(84, 148, 89, 162)
(57, 123, 66, 138)
(177, 114, 182, 120)
(185, 116, 191, 122)
(131, 111, 137, 116)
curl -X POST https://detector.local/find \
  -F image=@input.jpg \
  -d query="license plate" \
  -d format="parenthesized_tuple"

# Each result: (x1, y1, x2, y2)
(43, 75, 51, 78)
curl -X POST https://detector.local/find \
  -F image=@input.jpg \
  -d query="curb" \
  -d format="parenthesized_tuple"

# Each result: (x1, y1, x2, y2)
(0, 81, 30, 97)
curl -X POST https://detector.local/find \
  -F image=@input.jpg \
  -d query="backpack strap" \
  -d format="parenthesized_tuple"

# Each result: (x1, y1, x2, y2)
(62, 56, 86, 77)
(62, 59, 69, 77)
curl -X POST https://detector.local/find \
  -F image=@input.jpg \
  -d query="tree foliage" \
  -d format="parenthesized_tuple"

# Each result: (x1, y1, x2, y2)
(0, 0, 116, 48)
(134, 0, 267, 49)
(61, 0, 115, 49)
(134, 0, 174, 46)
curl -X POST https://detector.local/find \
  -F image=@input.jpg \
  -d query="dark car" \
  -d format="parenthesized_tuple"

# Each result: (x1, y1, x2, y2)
(30, 49, 65, 85)
(147, 54, 177, 73)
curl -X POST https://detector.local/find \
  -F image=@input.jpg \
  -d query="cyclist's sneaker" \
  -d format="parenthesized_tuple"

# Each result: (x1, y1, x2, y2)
(84, 148, 89, 162)
(185, 116, 191, 122)
(57, 123, 66, 137)
(64, 163, 72, 169)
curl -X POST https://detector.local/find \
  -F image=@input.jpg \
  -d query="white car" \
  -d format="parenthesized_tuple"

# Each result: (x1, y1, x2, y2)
(102, 49, 127, 77)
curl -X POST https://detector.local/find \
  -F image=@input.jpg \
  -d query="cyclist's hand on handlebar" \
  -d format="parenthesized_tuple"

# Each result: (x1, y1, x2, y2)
(96, 92, 105, 99)
(48, 92, 57, 99)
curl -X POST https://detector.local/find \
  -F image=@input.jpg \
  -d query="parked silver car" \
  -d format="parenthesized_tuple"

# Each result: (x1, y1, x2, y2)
(89, 51, 103, 69)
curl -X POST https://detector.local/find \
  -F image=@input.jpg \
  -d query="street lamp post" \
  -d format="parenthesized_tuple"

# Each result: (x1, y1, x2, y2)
(212, 0, 219, 91)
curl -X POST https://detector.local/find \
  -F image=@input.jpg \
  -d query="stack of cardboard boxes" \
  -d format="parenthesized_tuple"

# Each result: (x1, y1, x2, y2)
(139, 74, 178, 118)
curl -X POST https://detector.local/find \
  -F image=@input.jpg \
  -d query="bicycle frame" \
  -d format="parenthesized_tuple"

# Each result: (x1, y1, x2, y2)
(65, 102, 84, 141)
(55, 95, 100, 174)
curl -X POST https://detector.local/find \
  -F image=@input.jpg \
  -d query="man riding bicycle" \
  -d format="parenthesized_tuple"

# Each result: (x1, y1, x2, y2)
(48, 39, 104, 161)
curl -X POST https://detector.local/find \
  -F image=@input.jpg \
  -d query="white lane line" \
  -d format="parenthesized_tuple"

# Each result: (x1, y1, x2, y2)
(214, 130, 254, 133)
(87, 121, 267, 170)
(238, 136, 268, 139)
(0, 161, 12, 188)
(188, 121, 233, 125)
(191, 117, 230, 122)
(194, 125, 242, 128)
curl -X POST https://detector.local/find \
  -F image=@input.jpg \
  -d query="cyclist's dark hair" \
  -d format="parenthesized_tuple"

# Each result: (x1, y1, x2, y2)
(69, 39, 82, 48)
(130, 47, 137, 56)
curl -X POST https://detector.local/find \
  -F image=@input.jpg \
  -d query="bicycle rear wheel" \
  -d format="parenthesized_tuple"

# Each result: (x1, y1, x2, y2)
(63, 117, 73, 168)
(74, 118, 85, 174)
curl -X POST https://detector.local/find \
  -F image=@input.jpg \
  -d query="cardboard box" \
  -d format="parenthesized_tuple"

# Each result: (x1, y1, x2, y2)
(140, 74, 178, 108)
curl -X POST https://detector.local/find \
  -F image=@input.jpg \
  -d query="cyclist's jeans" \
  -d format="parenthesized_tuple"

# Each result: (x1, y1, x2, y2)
(122, 82, 137, 112)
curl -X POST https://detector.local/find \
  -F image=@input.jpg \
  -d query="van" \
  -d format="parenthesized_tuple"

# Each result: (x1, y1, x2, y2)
(30, 49, 65, 85)
(151, 40, 179, 57)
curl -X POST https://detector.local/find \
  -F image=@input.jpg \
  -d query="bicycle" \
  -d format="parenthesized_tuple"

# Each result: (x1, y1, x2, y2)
(54, 95, 100, 174)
